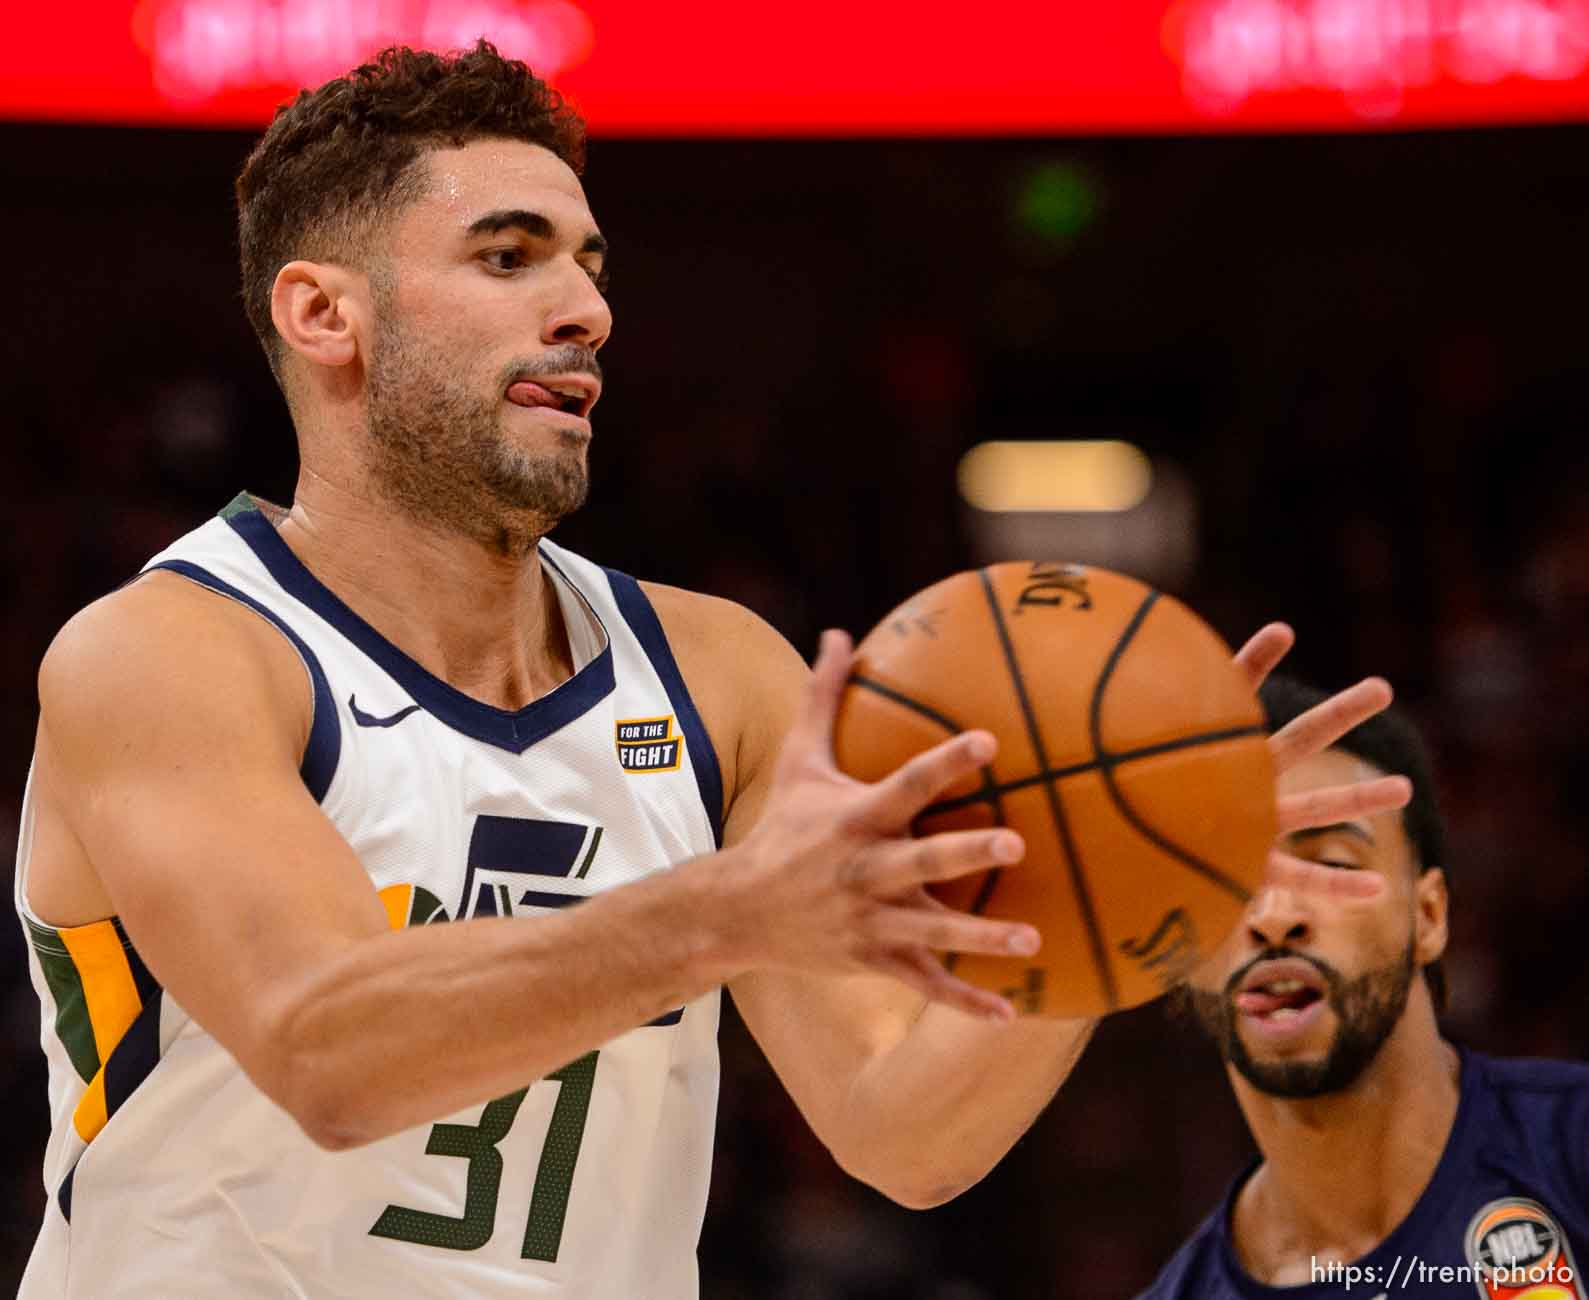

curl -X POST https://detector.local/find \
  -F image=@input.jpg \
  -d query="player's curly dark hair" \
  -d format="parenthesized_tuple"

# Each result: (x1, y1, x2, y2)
(1259, 674, 1449, 1015)
(235, 41, 586, 377)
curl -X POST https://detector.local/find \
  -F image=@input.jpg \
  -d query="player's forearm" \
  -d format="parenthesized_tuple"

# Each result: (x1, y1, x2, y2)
(836, 1009, 1096, 1207)
(267, 853, 745, 1148)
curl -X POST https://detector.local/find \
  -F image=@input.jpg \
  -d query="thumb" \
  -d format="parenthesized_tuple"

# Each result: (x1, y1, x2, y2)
(784, 628, 853, 766)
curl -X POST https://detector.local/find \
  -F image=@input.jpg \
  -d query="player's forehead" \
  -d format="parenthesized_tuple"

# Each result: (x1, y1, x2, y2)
(1277, 746, 1384, 799)
(399, 138, 598, 247)
(1279, 746, 1413, 862)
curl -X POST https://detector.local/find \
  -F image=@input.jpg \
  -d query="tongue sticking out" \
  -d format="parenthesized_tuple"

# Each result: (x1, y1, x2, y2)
(1236, 988, 1320, 1016)
(507, 381, 559, 409)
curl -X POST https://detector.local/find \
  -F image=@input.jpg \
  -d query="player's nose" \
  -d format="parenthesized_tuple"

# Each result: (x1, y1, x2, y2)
(1243, 884, 1312, 949)
(543, 258, 612, 350)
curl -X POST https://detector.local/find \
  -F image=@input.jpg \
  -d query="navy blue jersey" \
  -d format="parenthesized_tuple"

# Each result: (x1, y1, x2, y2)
(1141, 1049, 1589, 1300)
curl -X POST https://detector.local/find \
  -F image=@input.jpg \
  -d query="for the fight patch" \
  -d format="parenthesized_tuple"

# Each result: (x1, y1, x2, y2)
(1465, 1197, 1583, 1300)
(616, 716, 682, 773)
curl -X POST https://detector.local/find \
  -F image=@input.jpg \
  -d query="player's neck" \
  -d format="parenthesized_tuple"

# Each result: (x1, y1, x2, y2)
(1228, 1001, 1460, 1286)
(271, 471, 577, 711)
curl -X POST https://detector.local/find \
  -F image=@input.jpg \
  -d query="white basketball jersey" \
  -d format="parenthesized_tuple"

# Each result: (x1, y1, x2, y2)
(15, 493, 724, 1298)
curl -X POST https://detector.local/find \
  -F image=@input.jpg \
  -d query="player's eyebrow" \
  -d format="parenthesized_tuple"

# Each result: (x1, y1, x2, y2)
(466, 208, 608, 261)
(1286, 821, 1376, 846)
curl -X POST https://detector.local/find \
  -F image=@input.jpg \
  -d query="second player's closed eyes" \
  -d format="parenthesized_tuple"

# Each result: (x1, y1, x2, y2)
(1289, 826, 1374, 871)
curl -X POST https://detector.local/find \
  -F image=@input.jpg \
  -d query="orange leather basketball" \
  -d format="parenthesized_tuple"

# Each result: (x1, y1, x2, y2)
(832, 561, 1275, 1018)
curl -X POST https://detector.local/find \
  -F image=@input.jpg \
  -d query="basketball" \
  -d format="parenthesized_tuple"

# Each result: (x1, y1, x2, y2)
(832, 561, 1276, 1019)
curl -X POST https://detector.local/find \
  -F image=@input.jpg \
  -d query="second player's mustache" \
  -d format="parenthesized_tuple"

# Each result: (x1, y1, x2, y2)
(1226, 947, 1344, 1006)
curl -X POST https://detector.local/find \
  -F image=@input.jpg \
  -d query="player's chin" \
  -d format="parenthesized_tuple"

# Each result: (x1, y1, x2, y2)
(504, 400, 593, 443)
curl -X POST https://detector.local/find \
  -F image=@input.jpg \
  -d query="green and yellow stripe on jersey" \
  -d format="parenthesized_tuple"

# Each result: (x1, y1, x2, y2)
(24, 915, 163, 1150)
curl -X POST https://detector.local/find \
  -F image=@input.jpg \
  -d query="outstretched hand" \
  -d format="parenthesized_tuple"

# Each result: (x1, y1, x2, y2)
(727, 630, 1035, 1022)
(1233, 623, 1411, 900)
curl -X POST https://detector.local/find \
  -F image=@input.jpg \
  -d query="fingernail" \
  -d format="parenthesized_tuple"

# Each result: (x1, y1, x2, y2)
(966, 732, 995, 763)
(993, 832, 1023, 862)
(1007, 927, 1039, 955)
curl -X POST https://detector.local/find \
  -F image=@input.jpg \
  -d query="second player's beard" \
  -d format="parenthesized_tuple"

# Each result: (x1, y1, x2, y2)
(363, 310, 590, 552)
(1176, 939, 1417, 1099)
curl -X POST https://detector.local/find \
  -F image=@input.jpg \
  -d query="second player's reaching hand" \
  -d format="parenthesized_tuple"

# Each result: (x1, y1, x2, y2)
(714, 629, 1034, 1023)
(1233, 622, 1413, 900)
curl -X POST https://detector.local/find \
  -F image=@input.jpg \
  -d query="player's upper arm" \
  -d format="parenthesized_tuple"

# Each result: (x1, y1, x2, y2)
(34, 573, 390, 1114)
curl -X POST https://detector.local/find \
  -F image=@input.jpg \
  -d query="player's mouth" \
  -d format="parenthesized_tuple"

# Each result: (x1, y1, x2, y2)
(1233, 957, 1328, 1043)
(505, 374, 600, 424)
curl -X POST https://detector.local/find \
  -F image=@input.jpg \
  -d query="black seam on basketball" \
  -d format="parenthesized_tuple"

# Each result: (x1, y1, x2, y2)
(918, 725, 1268, 819)
(922, 760, 1099, 816)
(1088, 592, 1254, 904)
(957, 762, 1009, 934)
(847, 674, 966, 735)
(977, 568, 1118, 1011)
(966, 864, 1002, 917)
(847, 673, 1003, 934)
(1108, 723, 1268, 765)
(981, 766, 1008, 830)
(946, 758, 1012, 954)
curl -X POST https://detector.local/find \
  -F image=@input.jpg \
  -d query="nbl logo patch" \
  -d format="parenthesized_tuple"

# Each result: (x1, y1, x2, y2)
(616, 716, 682, 773)
(1465, 1197, 1582, 1300)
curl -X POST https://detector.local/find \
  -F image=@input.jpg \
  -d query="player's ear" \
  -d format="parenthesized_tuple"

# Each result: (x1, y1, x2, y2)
(1412, 866, 1448, 966)
(270, 260, 367, 372)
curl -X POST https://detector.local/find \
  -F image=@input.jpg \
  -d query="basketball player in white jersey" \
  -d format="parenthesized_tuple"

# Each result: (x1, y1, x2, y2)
(14, 42, 1409, 1298)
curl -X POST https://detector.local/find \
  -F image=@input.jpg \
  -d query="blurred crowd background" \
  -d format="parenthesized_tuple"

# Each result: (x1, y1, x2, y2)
(3, 118, 1589, 1297)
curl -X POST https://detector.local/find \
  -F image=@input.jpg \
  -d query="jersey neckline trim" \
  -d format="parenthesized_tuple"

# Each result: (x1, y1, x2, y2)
(221, 495, 616, 755)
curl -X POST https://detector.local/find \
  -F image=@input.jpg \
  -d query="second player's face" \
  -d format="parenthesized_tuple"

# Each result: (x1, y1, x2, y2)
(1180, 747, 1445, 1098)
(358, 139, 614, 536)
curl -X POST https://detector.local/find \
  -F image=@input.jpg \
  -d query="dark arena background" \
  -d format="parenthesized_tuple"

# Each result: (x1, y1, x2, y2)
(5, 4, 1589, 1296)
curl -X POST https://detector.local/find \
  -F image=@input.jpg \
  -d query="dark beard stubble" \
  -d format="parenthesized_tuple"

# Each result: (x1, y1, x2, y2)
(363, 306, 592, 551)
(1169, 939, 1417, 1099)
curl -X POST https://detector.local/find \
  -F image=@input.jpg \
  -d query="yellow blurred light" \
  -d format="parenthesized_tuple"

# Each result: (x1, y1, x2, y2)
(956, 440, 1153, 513)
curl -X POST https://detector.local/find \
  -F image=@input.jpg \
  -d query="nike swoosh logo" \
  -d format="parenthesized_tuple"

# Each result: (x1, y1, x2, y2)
(349, 694, 423, 728)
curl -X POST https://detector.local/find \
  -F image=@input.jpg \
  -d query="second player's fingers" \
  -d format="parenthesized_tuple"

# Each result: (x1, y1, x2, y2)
(1275, 776, 1412, 834)
(1232, 622, 1295, 690)
(1269, 677, 1393, 771)
(1263, 848, 1388, 900)
(868, 731, 998, 825)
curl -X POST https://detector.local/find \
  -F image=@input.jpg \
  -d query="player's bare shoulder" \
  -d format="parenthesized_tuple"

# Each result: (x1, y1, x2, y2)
(38, 569, 314, 781)
(30, 570, 317, 925)
(637, 580, 809, 818)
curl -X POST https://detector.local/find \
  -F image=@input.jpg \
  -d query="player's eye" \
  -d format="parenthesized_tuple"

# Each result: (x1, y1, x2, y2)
(481, 247, 527, 272)
(583, 263, 610, 293)
(1317, 858, 1361, 871)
